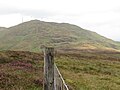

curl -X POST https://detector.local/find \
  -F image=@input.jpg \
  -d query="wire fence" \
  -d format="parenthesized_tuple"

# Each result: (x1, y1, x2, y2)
(44, 47, 69, 90)
(54, 64, 69, 90)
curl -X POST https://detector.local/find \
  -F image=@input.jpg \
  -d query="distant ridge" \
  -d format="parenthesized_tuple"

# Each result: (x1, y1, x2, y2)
(0, 27, 7, 31)
(0, 20, 120, 52)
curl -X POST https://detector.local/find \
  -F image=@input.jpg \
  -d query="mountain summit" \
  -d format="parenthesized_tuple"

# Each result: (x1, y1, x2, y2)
(0, 20, 120, 52)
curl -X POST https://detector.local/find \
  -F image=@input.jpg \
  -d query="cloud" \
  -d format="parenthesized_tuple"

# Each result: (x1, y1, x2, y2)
(0, 7, 57, 18)
(0, 0, 120, 41)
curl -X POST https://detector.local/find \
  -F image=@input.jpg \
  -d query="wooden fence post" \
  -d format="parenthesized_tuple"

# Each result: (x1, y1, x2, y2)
(44, 47, 54, 90)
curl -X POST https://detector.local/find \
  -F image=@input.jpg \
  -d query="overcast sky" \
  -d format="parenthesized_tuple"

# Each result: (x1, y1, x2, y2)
(0, 0, 120, 41)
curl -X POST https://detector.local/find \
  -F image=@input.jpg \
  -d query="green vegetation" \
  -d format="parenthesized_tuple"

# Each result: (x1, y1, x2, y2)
(55, 50, 120, 90)
(0, 27, 7, 31)
(0, 20, 120, 52)
(0, 50, 120, 90)
(1, 20, 120, 90)
(0, 51, 43, 90)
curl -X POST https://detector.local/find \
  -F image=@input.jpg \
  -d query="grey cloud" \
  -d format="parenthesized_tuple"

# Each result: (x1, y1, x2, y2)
(0, 7, 58, 18)
(21, 9, 57, 18)
(111, 7, 120, 13)
(0, 7, 19, 15)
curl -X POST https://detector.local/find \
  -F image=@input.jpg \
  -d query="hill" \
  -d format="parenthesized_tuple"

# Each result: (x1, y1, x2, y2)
(0, 27, 7, 31)
(0, 20, 120, 52)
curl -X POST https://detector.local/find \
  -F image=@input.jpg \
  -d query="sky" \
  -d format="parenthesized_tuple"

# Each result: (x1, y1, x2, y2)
(0, 0, 120, 41)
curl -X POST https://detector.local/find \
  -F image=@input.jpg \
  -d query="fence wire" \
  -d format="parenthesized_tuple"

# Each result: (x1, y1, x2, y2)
(54, 64, 69, 90)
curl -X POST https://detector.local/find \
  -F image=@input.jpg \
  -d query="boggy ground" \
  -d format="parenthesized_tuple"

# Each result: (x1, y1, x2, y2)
(0, 49, 120, 90)
(56, 49, 120, 90)
(0, 51, 44, 90)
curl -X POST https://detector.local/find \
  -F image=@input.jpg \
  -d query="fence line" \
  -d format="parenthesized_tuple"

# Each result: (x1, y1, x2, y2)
(54, 64, 69, 90)
(44, 47, 69, 90)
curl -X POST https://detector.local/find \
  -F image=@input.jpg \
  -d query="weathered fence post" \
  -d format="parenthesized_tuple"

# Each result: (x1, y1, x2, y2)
(44, 47, 54, 90)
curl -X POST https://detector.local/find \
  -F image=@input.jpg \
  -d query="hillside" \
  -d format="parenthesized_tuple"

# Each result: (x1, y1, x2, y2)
(0, 51, 43, 90)
(56, 50, 120, 90)
(1, 50, 120, 90)
(0, 20, 120, 52)
(0, 27, 7, 31)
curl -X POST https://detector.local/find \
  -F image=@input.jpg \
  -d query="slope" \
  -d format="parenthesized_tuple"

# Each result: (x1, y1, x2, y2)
(0, 51, 43, 90)
(0, 27, 7, 31)
(0, 20, 120, 52)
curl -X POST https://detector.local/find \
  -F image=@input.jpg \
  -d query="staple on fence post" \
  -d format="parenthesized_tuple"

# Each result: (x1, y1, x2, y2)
(44, 47, 54, 90)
